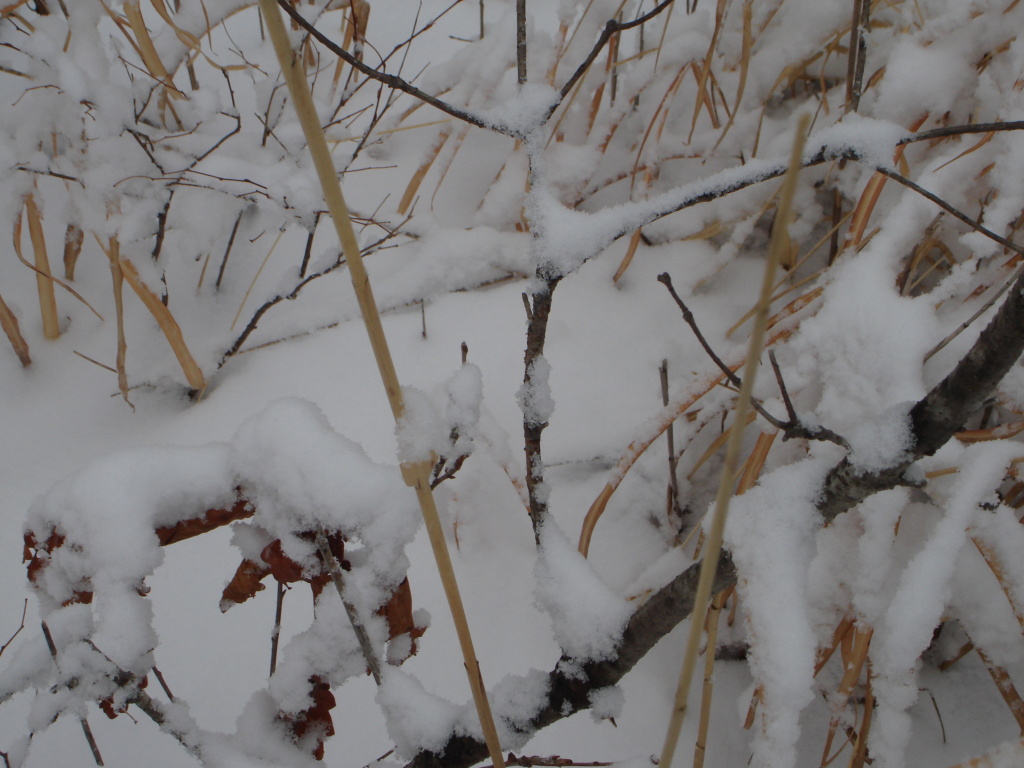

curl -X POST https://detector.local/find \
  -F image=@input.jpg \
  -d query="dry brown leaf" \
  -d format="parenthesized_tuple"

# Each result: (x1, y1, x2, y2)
(155, 497, 255, 545)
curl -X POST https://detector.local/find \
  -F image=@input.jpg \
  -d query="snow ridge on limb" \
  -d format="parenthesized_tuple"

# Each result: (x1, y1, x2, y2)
(403, 264, 1024, 768)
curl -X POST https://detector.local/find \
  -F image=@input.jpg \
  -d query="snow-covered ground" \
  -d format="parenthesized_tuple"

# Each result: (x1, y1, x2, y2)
(3, 1, 1024, 767)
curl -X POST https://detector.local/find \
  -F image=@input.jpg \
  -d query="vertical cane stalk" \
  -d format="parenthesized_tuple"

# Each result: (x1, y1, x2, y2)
(256, 4, 505, 766)
(658, 114, 810, 768)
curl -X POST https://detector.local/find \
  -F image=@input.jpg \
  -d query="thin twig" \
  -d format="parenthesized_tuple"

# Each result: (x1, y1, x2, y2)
(274, 0, 504, 135)
(768, 349, 797, 424)
(270, 581, 285, 677)
(152, 667, 175, 702)
(0, 600, 27, 657)
(899, 121, 1024, 146)
(516, 0, 527, 85)
(40, 622, 105, 766)
(555, 0, 677, 108)
(658, 272, 848, 448)
(314, 531, 382, 685)
(924, 265, 1024, 363)
(873, 166, 1024, 257)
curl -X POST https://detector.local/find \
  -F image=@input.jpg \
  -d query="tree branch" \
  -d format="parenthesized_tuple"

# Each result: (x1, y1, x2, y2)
(404, 254, 1024, 768)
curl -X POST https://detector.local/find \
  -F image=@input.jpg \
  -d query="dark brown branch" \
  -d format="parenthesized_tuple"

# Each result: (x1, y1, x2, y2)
(516, 0, 527, 85)
(555, 0, 676, 109)
(873, 166, 1024, 257)
(899, 121, 1024, 146)
(522, 278, 559, 542)
(820, 264, 1024, 524)
(0, 601, 27, 658)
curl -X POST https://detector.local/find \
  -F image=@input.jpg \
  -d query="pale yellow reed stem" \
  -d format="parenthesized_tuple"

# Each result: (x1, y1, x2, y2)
(256, 4, 505, 766)
(658, 113, 811, 768)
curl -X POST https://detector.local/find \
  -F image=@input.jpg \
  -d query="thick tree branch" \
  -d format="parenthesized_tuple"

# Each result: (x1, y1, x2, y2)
(405, 260, 1024, 768)
(522, 278, 559, 542)
(405, 552, 736, 768)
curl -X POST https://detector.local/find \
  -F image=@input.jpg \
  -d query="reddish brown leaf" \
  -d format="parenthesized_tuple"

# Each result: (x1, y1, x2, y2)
(155, 496, 254, 546)
(261, 539, 307, 584)
(279, 675, 336, 760)
(378, 577, 426, 660)
(220, 558, 272, 610)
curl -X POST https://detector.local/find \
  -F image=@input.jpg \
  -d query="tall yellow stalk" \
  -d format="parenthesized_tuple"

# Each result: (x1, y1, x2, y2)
(24, 194, 60, 340)
(658, 114, 811, 768)
(255, 4, 505, 766)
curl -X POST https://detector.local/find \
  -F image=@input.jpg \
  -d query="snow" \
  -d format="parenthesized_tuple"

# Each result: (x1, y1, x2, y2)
(724, 459, 827, 768)
(5, 1, 1024, 767)
(534, 521, 631, 663)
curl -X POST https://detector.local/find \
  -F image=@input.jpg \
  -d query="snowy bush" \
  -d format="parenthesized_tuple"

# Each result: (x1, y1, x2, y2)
(4, 1, 1024, 767)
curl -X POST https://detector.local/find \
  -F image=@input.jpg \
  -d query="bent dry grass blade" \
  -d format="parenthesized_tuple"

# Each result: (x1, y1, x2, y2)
(256, 3, 505, 766)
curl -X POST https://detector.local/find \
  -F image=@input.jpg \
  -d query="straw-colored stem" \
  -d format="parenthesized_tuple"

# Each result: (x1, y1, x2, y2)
(98, 235, 132, 408)
(63, 223, 83, 281)
(256, 4, 505, 766)
(975, 644, 1024, 735)
(119, 258, 206, 393)
(692, 592, 725, 768)
(972, 536, 1024, 631)
(0, 291, 31, 367)
(658, 114, 810, 768)
(25, 194, 60, 340)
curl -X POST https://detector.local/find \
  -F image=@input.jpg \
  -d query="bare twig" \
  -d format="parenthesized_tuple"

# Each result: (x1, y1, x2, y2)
(660, 360, 683, 524)
(40, 622, 105, 766)
(274, 0, 504, 136)
(314, 531, 382, 685)
(658, 272, 848, 448)
(516, 0, 527, 85)
(0, 600, 27, 657)
(555, 0, 677, 110)
(270, 581, 285, 677)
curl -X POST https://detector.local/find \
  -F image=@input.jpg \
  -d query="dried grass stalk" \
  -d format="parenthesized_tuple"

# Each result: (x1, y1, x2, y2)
(0, 291, 31, 366)
(692, 592, 726, 768)
(123, 1, 184, 99)
(943, 738, 1024, 768)
(257, 3, 505, 765)
(399, 127, 451, 214)
(688, 411, 758, 481)
(63, 223, 84, 281)
(972, 536, 1024, 631)
(848, 113, 928, 246)
(97, 235, 132, 407)
(819, 625, 873, 767)
(956, 420, 1024, 443)
(735, 431, 776, 494)
(659, 114, 812, 768)
(975, 644, 1024, 735)
(119, 257, 206, 392)
(613, 228, 643, 283)
(24, 194, 60, 340)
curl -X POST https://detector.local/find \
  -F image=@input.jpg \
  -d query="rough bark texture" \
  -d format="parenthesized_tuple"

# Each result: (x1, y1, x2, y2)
(523, 278, 558, 542)
(404, 271, 1024, 768)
